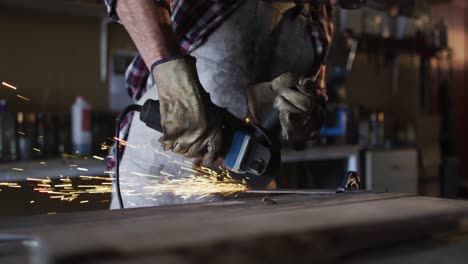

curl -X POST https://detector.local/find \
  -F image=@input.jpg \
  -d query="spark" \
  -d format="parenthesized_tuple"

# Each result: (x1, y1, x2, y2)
(113, 137, 136, 148)
(141, 175, 246, 198)
(26, 178, 44, 182)
(154, 149, 170, 158)
(16, 151, 247, 207)
(80, 200, 89, 204)
(40, 162, 47, 165)
(47, 212, 57, 215)
(0, 182, 21, 188)
(93, 155, 105, 161)
(100, 143, 111, 150)
(69, 164, 77, 167)
(33, 176, 112, 202)
(27, 178, 51, 183)
(77, 185, 101, 188)
(62, 154, 78, 158)
(33, 148, 41, 152)
(30, 200, 35, 204)
(2, 81, 17, 90)
(12, 168, 24, 171)
(54, 184, 72, 188)
(17, 95, 30, 101)
(113, 157, 249, 200)
(27, 175, 112, 202)
(18, 131, 26, 136)
(180, 166, 198, 173)
(130, 172, 161, 178)
(80, 175, 113, 181)
(160, 171, 175, 177)
(131, 161, 247, 199)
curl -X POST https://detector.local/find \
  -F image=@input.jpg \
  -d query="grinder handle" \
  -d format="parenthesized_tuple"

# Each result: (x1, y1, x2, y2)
(140, 98, 281, 133)
(139, 99, 163, 132)
(139, 99, 245, 139)
(261, 108, 281, 133)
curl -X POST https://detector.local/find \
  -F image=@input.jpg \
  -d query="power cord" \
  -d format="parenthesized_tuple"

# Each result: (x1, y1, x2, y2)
(115, 104, 142, 209)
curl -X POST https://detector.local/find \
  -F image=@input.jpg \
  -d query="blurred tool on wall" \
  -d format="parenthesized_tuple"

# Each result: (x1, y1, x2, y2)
(319, 29, 358, 145)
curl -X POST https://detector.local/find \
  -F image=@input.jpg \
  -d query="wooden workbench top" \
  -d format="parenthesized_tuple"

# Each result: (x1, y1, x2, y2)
(1, 192, 468, 263)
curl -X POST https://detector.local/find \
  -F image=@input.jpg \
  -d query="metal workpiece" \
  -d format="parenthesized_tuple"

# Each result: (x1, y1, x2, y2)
(246, 189, 346, 195)
(244, 170, 362, 196)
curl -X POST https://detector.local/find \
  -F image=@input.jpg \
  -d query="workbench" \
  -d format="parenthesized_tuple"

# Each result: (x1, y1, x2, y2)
(1, 192, 468, 263)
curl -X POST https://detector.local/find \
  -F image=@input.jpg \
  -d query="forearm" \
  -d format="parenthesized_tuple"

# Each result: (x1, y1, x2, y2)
(116, 0, 180, 68)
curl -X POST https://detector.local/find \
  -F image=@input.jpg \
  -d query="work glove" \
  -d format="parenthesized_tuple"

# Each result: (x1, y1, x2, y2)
(151, 56, 223, 166)
(246, 73, 326, 146)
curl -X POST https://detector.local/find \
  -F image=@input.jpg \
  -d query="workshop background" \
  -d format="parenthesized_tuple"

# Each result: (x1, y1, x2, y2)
(0, 0, 466, 217)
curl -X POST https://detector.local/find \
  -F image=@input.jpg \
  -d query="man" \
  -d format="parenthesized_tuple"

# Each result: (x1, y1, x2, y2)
(106, 0, 339, 208)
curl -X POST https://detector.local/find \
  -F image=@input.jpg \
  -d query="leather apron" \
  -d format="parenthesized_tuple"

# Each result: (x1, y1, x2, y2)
(111, 0, 317, 209)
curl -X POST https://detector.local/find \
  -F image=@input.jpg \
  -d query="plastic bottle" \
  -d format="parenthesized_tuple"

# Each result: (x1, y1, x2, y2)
(72, 96, 92, 156)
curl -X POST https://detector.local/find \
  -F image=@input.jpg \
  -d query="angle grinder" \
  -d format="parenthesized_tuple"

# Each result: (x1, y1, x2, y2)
(138, 99, 281, 188)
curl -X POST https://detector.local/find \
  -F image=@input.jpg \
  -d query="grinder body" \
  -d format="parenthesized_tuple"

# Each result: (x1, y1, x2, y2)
(139, 99, 280, 187)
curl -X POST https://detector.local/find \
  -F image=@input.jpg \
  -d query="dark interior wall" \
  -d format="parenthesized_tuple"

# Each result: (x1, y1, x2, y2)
(0, 7, 135, 113)
(345, 53, 421, 135)
(345, 1, 466, 185)
(430, 1, 467, 186)
(465, 8, 467, 185)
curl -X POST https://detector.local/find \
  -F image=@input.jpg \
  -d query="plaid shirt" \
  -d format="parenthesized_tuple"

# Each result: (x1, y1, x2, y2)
(105, 0, 333, 169)
(105, 0, 246, 102)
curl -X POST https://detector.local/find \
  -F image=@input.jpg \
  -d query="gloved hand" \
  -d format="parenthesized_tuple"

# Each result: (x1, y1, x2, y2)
(246, 73, 326, 145)
(151, 56, 223, 166)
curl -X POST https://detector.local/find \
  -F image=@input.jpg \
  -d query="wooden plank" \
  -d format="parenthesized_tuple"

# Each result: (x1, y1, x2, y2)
(0, 192, 408, 231)
(1, 193, 468, 263)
